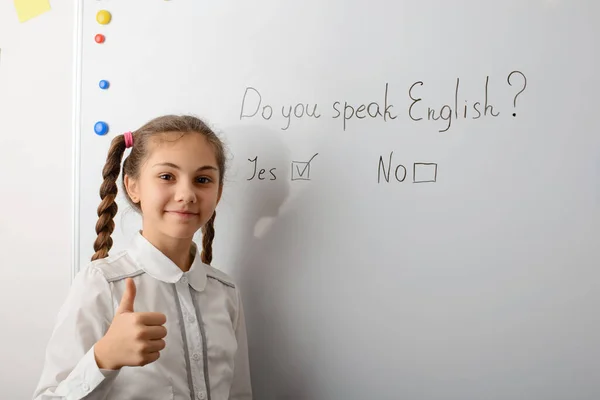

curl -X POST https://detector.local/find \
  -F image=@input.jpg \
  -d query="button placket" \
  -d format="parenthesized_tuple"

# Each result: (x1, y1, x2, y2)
(175, 281, 208, 399)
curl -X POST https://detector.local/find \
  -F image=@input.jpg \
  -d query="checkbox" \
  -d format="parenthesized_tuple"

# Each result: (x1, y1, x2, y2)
(413, 163, 437, 183)
(291, 153, 319, 181)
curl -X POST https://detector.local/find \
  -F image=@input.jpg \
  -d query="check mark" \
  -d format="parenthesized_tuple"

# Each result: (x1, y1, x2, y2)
(291, 153, 319, 181)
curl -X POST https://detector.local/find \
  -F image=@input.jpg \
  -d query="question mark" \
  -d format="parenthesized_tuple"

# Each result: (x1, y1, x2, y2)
(507, 71, 527, 117)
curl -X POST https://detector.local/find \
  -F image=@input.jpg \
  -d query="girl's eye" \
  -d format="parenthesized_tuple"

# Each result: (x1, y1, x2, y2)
(196, 177, 211, 184)
(159, 174, 173, 181)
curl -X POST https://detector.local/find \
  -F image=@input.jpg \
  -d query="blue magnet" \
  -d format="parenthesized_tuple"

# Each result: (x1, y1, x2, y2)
(94, 121, 109, 136)
(99, 80, 110, 89)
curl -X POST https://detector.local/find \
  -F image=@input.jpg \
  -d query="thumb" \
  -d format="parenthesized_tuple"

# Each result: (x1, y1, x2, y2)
(117, 278, 136, 314)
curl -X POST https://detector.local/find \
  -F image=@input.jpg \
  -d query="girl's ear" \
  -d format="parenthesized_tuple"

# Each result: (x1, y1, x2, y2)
(217, 184, 223, 205)
(124, 175, 140, 204)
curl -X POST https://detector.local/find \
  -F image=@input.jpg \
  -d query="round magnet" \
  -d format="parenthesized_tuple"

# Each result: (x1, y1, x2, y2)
(99, 80, 110, 90)
(94, 34, 105, 43)
(96, 10, 112, 25)
(94, 121, 109, 136)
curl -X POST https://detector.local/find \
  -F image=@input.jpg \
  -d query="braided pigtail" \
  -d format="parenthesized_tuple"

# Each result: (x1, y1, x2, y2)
(91, 135, 127, 261)
(201, 211, 216, 264)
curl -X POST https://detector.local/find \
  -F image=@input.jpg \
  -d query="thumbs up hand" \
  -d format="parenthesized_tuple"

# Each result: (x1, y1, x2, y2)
(94, 278, 167, 370)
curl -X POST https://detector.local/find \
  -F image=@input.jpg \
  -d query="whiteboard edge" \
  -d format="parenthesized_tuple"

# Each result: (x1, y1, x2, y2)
(71, 0, 83, 282)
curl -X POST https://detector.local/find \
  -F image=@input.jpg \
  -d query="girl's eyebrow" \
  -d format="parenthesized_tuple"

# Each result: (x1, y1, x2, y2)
(152, 162, 218, 172)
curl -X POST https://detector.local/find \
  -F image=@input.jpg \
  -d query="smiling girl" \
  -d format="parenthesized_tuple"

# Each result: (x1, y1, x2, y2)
(34, 115, 252, 400)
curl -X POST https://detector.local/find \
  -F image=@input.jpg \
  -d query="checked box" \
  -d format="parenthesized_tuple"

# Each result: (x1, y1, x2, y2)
(413, 163, 438, 183)
(291, 153, 319, 181)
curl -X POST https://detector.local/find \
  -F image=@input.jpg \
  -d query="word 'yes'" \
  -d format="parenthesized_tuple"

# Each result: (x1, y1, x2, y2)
(247, 153, 319, 181)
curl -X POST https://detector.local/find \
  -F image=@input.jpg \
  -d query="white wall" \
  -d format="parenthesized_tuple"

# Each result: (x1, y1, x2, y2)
(0, 2, 74, 398)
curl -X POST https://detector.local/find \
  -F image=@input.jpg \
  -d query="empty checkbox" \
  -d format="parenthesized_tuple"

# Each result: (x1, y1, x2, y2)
(413, 163, 437, 183)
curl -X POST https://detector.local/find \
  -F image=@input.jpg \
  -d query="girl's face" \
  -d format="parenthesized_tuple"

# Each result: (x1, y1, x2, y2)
(125, 132, 222, 242)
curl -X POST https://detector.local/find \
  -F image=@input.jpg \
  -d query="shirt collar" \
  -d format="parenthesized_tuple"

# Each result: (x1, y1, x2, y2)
(128, 231, 207, 292)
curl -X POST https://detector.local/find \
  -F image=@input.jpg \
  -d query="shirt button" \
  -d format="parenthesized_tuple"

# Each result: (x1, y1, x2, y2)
(187, 315, 196, 323)
(181, 276, 188, 284)
(192, 353, 201, 361)
(197, 391, 206, 399)
(82, 382, 90, 392)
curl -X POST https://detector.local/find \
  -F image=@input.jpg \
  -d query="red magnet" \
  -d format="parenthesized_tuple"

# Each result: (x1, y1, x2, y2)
(95, 34, 105, 44)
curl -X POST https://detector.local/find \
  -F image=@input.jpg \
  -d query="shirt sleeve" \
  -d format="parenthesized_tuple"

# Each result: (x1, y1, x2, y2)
(228, 286, 253, 400)
(32, 265, 121, 400)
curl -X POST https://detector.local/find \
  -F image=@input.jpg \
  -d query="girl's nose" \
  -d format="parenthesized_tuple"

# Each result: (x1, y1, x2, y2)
(175, 182, 197, 203)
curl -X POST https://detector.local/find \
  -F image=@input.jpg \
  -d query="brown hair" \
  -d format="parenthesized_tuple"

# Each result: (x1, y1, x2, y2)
(91, 115, 226, 264)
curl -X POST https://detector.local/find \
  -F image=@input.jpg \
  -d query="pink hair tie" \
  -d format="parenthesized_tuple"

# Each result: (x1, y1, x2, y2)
(124, 131, 134, 148)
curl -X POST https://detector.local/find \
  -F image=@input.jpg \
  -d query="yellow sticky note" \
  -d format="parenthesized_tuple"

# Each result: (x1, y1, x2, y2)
(14, 0, 51, 23)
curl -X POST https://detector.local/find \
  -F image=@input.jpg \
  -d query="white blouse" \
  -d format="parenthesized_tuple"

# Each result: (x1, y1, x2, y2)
(33, 232, 252, 400)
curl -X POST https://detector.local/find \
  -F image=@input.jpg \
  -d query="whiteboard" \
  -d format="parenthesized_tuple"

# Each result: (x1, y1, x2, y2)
(75, 1, 600, 398)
